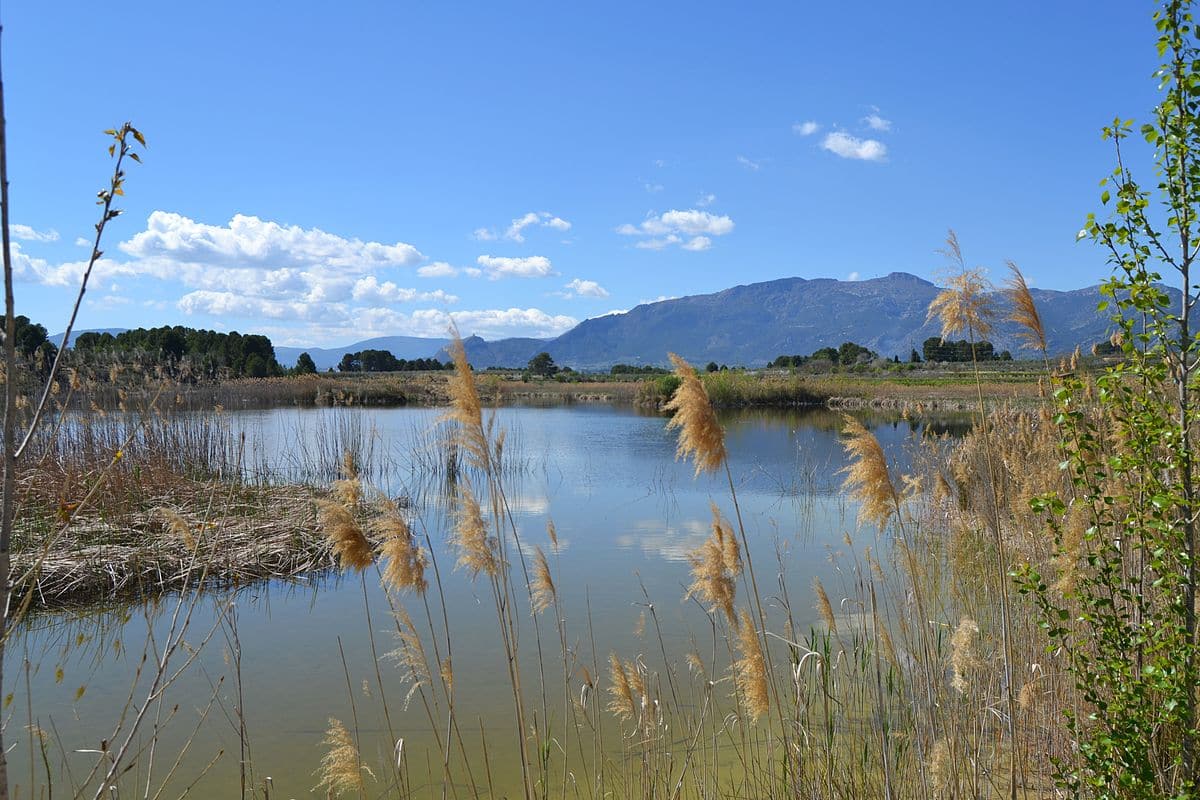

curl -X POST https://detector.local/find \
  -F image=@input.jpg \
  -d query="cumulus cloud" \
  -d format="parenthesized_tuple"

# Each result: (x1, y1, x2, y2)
(476, 254, 555, 279)
(847, 271, 861, 281)
(121, 211, 422, 270)
(736, 155, 761, 171)
(417, 261, 460, 278)
(11, 224, 59, 242)
(351, 276, 458, 304)
(618, 209, 734, 251)
(561, 278, 609, 299)
(697, 193, 716, 207)
(821, 132, 887, 161)
(472, 227, 497, 241)
(863, 110, 891, 131)
(793, 121, 820, 136)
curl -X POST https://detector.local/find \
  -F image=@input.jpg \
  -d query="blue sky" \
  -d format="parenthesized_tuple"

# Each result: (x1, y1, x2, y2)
(2, 1, 1162, 346)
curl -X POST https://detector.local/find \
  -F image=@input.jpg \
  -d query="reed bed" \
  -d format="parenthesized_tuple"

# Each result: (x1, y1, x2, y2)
(12, 483, 330, 606)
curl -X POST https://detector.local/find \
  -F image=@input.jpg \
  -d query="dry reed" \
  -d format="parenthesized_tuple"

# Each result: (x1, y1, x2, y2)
(318, 500, 374, 572)
(733, 607, 769, 721)
(664, 353, 727, 475)
(839, 415, 900, 529)
(1005, 261, 1047, 354)
(315, 717, 372, 795)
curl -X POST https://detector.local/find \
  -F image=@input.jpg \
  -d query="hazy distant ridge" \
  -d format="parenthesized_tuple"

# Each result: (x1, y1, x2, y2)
(442, 272, 1132, 369)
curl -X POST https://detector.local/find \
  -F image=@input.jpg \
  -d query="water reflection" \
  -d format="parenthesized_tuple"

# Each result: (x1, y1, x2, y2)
(14, 404, 968, 797)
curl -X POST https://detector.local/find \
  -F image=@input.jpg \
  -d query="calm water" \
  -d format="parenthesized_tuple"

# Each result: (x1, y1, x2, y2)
(12, 405, 962, 797)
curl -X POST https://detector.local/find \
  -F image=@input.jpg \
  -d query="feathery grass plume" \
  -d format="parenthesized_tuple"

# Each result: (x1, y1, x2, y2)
(686, 505, 740, 626)
(156, 507, 196, 551)
(318, 500, 374, 572)
(1005, 261, 1046, 353)
(812, 577, 837, 635)
(375, 501, 427, 594)
(546, 518, 559, 550)
(664, 353, 727, 475)
(607, 653, 637, 721)
(332, 450, 362, 507)
(928, 231, 995, 339)
(839, 415, 899, 529)
(446, 332, 490, 470)
(949, 617, 981, 694)
(452, 481, 498, 577)
(733, 608, 769, 721)
(315, 717, 373, 796)
(389, 605, 433, 707)
(440, 656, 454, 694)
(530, 545, 556, 615)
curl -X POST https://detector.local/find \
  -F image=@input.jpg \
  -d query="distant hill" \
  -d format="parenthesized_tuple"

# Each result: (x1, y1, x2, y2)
(275, 335, 450, 370)
(446, 272, 1146, 370)
(431, 335, 550, 370)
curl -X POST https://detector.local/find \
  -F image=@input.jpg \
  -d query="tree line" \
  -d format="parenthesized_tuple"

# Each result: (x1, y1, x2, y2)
(335, 350, 452, 373)
(73, 326, 283, 378)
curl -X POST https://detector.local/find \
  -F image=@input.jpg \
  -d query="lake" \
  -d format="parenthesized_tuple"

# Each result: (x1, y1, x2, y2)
(11, 404, 964, 798)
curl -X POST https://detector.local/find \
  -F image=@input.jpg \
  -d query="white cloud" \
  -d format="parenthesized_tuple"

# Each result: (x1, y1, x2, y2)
(476, 254, 555, 279)
(793, 121, 820, 136)
(417, 261, 460, 278)
(475, 211, 573, 243)
(351, 276, 458, 304)
(736, 155, 761, 171)
(11, 224, 59, 242)
(121, 211, 422, 270)
(847, 271, 861, 281)
(644, 182, 664, 193)
(863, 111, 891, 132)
(618, 209, 735, 250)
(74, 236, 91, 248)
(177, 290, 345, 322)
(697, 193, 716, 207)
(562, 278, 609, 298)
(634, 235, 679, 251)
(821, 132, 887, 162)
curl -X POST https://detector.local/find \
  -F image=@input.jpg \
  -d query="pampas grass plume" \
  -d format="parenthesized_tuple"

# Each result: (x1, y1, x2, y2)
(1005, 261, 1046, 353)
(664, 353, 727, 475)
(319, 500, 374, 572)
(840, 415, 899, 529)
(376, 501, 427, 594)
(686, 505, 740, 626)
(315, 717, 373, 795)
(531, 546, 556, 615)
(734, 608, 769, 722)
(928, 231, 995, 340)
(453, 481, 498, 577)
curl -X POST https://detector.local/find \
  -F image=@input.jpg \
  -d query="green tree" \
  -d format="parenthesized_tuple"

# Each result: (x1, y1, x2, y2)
(705, 361, 719, 373)
(294, 352, 317, 374)
(527, 351, 558, 377)
(1018, 3, 1200, 794)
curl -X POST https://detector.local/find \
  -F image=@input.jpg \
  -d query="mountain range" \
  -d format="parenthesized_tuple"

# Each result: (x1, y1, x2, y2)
(437, 272, 1127, 369)
(60, 272, 1136, 370)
